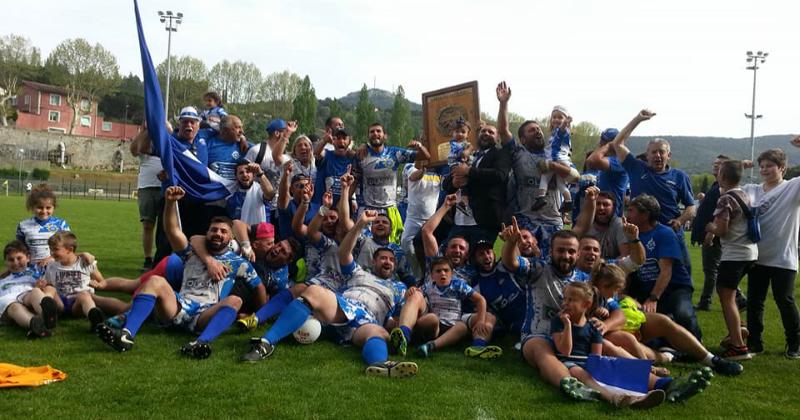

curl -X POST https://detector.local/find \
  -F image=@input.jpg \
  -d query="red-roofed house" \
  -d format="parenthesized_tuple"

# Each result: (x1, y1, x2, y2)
(13, 80, 140, 140)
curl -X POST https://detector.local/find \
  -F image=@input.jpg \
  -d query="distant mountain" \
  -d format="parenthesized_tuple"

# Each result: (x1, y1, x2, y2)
(337, 88, 422, 112)
(626, 135, 799, 174)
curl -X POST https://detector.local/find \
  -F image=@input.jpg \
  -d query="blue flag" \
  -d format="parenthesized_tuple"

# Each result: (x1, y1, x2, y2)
(586, 354, 652, 394)
(133, 0, 234, 201)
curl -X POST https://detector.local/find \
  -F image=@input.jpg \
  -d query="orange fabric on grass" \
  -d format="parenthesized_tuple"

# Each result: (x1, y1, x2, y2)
(0, 363, 67, 388)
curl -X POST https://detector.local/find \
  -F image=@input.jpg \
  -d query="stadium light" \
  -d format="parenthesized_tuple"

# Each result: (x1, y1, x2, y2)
(158, 10, 183, 116)
(745, 50, 768, 181)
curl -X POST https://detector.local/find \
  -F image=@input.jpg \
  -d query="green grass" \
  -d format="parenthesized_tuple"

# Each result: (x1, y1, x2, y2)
(1, 195, 799, 418)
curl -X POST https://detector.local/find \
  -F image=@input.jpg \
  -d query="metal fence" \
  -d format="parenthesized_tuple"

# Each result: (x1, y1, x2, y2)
(1, 178, 138, 201)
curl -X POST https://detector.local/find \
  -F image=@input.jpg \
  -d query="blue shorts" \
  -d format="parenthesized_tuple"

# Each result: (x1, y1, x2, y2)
(166, 292, 212, 333)
(59, 294, 76, 315)
(333, 294, 378, 342)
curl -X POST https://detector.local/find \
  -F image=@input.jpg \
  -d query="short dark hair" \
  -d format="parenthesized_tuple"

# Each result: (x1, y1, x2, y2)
(4, 240, 29, 259)
(716, 154, 731, 160)
(286, 237, 304, 261)
(758, 148, 787, 169)
(209, 216, 234, 230)
(596, 191, 617, 212)
(429, 256, 453, 272)
(550, 230, 579, 247)
(719, 160, 743, 185)
(325, 116, 342, 128)
(517, 120, 539, 140)
(48, 231, 78, 252)
(629, 194, 661, 224)
(369, 122, 384, 130)
(579, 234, 602, 246)
(203, 91, 223, 106)
(372, 246, 395, 260)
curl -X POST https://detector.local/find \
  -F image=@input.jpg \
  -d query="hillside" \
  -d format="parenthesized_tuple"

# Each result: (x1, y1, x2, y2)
(337, 88, 422, 112)
(626, 135, 798, 174)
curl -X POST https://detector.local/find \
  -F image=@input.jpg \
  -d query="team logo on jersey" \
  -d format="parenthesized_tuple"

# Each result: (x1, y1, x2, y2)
(371, 157, 393, 170)
(646, 238, 656, 251)
(232, 151, 240, 159)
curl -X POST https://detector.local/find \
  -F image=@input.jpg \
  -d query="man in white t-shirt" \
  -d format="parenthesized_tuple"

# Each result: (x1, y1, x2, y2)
(399, 162, 442, 278)
(131, 128, 163, 271)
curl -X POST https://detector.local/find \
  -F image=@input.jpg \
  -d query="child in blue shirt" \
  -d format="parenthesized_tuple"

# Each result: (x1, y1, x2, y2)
(200, 91, 228, 131)
(447, 118, 473, 215)
(533, 106, 580, 213)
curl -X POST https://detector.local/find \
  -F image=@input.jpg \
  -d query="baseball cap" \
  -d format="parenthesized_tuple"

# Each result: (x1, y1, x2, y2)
(332, 128, 349, 138)
(291, 173, 311, 184)
(600, 128, 620, 144)
(266, 119, 287, 134)
(178, 106, 201, 121)
(473, 240, 494, 251)
(254, 222, 275, 240)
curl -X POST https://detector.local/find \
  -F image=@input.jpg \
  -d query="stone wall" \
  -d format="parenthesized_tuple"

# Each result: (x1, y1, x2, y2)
(0, 127, 139, 171)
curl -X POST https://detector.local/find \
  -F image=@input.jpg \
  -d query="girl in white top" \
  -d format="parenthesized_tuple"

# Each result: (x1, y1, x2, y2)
(740, 141, 800, 358)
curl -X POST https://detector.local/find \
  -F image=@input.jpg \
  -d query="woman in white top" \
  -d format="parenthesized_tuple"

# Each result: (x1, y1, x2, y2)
(741, 140, 800, 359)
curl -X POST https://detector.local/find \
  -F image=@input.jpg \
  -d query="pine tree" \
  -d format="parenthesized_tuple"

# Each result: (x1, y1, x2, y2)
(355, 83, 375, 143)
(389, 85, 412, 147)
(291, 75, 317, 136)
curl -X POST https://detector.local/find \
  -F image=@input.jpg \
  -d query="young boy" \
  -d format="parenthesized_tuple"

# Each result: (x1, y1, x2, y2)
(447, 118, 473, 214)
(40, 232, 123, 332)
(200, 91, 228, 131)
(704, 160, 757, 360)
(390, 257, 500, 359)
(0, 240, 58, 338)
(532, 106, 580, 213)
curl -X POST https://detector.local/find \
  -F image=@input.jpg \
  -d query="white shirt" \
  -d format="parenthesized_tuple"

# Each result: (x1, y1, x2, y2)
(245, 143, 290, 207)
(742, 177, 800, 270)
(403, 164, 441, 220)
(137, 155, 163, 189)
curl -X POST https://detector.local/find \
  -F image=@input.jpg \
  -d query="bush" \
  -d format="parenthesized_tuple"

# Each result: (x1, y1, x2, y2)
(0, 168, 27, 178)
(31, 168, 50, 180)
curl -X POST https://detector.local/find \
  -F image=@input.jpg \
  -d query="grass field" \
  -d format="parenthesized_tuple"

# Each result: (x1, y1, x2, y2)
(1, 195, 799, 419)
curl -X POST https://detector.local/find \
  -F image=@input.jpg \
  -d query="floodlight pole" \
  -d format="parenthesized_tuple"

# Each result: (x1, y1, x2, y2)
(745, 51, 767, 181)
(158, 11, 183, 117)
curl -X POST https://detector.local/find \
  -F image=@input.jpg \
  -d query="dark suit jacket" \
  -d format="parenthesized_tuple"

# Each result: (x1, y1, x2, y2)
(444, 145, 511, 231)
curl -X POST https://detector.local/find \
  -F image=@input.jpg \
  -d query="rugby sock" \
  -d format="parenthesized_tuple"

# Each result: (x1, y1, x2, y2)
(701, 353, 715, 366)
(254, 289, 293, 325)
(471, 338, 488, 347)
(654, 377, 674, 390)
(264, 298, 311, 344)
(124, 294, 156, 337)
(400, 325, 412, 342)
(197, 306, 237, 343)
(362, 336, 388, 365)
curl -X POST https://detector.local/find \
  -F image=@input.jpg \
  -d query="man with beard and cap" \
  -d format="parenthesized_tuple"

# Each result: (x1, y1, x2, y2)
(495, 82, 578, 259)
(574, 186, 632, 259)
(240, 210, 416, 379)
(444, 109, 511, 245)
(245, 119, 298, 230)
(224, 161, 275, 223)
(353, 123, 430, 243)
(97, 186, 263, 359)
(586, 127, 630, 218)
(610, 110, 695, 273)
(313, 128, 356, 206)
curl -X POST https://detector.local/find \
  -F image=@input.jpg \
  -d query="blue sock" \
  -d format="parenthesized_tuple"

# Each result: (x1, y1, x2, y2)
(124, 294, 156, 337)
(400, 325, 411, 341)
(197, 306, 237, 343)
(472, 338, 488, 347)
(655, 377, 673, 390)
(362, 336, 388, 366)
(255, 289, 293, 325)
(264, 298, 311, 344)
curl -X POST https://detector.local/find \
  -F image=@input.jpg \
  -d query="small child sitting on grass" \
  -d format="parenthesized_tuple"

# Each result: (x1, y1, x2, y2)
(0, 240, 58, 338)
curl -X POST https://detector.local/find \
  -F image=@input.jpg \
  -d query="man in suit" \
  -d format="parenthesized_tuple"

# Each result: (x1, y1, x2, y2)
(444, 123, 511, 245)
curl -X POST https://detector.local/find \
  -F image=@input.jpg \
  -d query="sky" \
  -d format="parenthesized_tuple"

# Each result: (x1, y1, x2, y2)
(5, 0, 798, 137)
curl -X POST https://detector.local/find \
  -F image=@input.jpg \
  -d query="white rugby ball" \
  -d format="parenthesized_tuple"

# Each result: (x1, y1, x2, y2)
(293, 316, 322, 344)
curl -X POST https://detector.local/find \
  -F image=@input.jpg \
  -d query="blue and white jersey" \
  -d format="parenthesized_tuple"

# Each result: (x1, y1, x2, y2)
(44, 259, 96, 297)
(622, 154, 694, 225)
(305, 234, 341, 281)
(313, 150, 354, 205)
(448, 140, 471, 167)
(176, 245, 261, 305)
(513, 256, 585, 339)
(354, 234, 416, 286)
(422, 255, 474, 287)
(421, 278, 474, 326)
(226, 184, 269, 222)
(546, 127, 572, 163)
(471, 265, 526, 330)
(340, 261, 406, 324)
(16, 216, 71, 263)
(0, 266, 42, 315)
(200, 106, 228, 122)
(207, 136, 252, 180)
(355, 146, 416, 208)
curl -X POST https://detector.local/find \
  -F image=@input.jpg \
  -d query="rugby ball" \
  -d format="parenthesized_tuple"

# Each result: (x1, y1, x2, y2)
(293, 316, 322, 344)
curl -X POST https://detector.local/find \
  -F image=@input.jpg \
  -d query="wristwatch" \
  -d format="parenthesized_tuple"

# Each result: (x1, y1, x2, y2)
(628, 238, 641, 244)
(648, 294, 660, 302)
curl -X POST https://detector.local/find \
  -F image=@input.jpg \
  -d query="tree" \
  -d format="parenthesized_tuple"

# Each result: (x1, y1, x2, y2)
(156, 55, 208, 120)
(208, 60, 262, 105)
(0, 34, 41, 126)
(291, 75, 317, 136)
(389, 85, 412, 147)
(355, 84, 375, 143)
(259, 70, 302, 120)
(45, 38, 119, 134)
(568, 121, 600, 170)
(328, 98, 343, 120)
(98, 73, 144, 125)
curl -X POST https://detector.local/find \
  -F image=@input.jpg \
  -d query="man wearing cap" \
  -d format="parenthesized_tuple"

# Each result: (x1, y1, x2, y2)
(312, 127, 356, 206)
(585, 127, 630, 218)
(245, 119, 297, 230)
(353, 123, 430, 243)
(207, 115, 252, 181)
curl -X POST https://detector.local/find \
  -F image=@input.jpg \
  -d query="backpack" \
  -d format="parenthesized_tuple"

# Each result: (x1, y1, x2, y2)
(726, 191, 761, 243)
